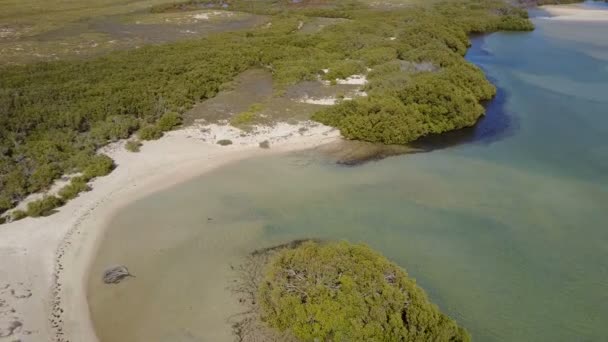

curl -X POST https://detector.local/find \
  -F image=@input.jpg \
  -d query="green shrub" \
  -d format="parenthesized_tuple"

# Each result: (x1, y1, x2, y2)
(259, 140, 270, 149)
(313, 96, 429, 144)
(440, 62, 497, 101)
(248, 103, 264, 113)
(0, 170, 28, 206)
(356, 46, 399, 66)
(26, 196, 64, 217)
(399, 41, 462, 68)
(82, 155, 115, 180)
(398, 21, 469, 56)
(0, 195, 13, 215)
(231, 103, 265, 126)
(498, 15, 535, 31)
(138, 125, 164, 141)
(58, 178, 91, 200)
(217, 139, 233, 146)
(157, 112, 182, 132)
(398, 73, 485, 129)
(12, 210, 27, 221)
(89, 115, 140, 146)
(231, 112, 256, 126)
(324, 60, 366, 81)
(259, 241, 470, 341)
(125, 140, 142, 152)
(28, 164, 61, 193)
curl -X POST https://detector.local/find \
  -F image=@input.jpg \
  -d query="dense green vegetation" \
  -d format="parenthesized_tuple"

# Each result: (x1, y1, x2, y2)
(58, 177, 91, 200)
(25, 195, 64, 217)
(312, 4, 532, 144)
(258, 241, 469, 341)
(125, 140, 143, 152)
(150, 0, 365, 18)
(0, 0, 533, 219)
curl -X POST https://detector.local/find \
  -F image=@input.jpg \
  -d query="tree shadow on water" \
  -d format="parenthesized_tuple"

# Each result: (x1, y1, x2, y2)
(410, 83, 518, 153)
(321, 86, 518, 168)
(410, 34, 519, 152)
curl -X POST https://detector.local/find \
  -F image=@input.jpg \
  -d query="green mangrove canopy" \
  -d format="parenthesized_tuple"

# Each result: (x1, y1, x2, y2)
(258, 241, 470, 341)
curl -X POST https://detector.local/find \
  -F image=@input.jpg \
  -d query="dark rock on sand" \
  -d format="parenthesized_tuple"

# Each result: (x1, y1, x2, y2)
(102, 265, 134, 284)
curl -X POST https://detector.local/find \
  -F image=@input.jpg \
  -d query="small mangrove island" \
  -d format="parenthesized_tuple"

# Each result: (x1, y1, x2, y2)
(232, 240, 469, 341)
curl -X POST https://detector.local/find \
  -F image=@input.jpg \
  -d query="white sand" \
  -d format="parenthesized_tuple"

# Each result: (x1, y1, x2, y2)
(0, 121, 339, 342)
(337, 74, 368, 85)
(299, 72, 369, 106)
(318, 70, 369, 86)
(541, 4, 608, 21)
(298, 95, 343, 105)
(192, 11, 232, 21)
(298, 90, 368, 106)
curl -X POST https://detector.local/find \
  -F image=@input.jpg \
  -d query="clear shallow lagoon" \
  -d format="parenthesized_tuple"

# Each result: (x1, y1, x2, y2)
(89, 17, 608, 342)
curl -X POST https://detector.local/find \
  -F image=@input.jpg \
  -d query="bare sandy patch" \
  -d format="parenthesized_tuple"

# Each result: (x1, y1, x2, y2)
(192, 11, 234, 21)
(541, 5, 608, 22)
(297, 91, 368, 106)
(337, 74, 368, 85)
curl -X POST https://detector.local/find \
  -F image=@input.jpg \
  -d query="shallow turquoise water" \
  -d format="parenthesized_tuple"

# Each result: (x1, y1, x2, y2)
(89, 18, 608, 342)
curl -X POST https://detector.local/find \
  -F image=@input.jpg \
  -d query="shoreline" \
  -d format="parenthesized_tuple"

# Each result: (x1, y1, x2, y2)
(541, 3, 608, 21)
(0, 122, 340, 342)
(0, 6, 533, 340)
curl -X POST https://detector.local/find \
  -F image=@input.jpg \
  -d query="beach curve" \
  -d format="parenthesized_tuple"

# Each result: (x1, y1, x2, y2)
(0, 122, 340, 342)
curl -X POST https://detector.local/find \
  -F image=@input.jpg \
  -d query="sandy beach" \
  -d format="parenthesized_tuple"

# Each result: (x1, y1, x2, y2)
(0, 121, 340, 342)
(542, 4, 608, 21)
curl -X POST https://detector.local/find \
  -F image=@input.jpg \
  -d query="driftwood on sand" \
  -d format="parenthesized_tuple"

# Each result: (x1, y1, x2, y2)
(102, 265, 134, 284)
